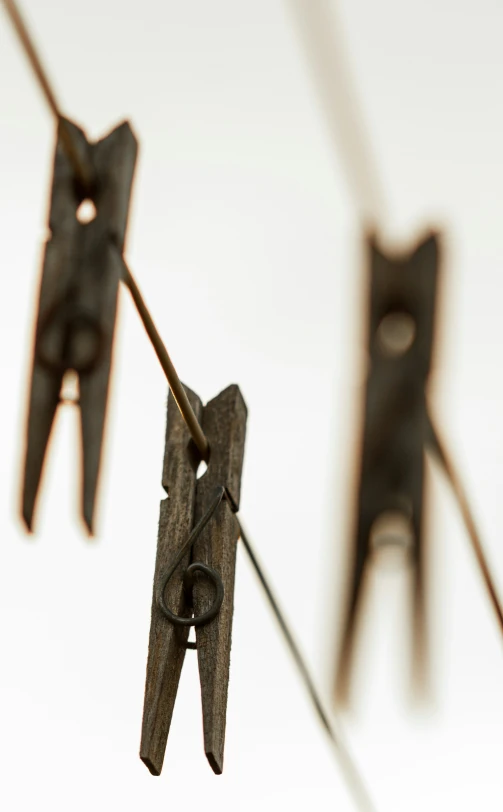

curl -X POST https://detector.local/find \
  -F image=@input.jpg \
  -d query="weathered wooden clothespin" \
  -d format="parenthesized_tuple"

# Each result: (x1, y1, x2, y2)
(22, 117, 138, 534)
(336, 232, 440, 703)
(141, 384, 247, 775)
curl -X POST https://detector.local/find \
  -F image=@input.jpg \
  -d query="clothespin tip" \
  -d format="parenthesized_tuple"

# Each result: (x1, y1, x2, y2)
(82, 501, 95, 536)
(83, 518, 95, 537)
(21, 512, 34, 535)
(205, 746, 223, 776)
(21, 488, 36, 534)
(140, 754, 161, 777)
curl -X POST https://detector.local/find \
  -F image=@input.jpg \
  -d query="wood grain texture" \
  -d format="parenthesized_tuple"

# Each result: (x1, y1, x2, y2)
(77, 121, 137, 532)
(22, 119, 89, 532)
(140, 387, 202, 776)
(22, 118, 138, 533)
(336, 233, 440, 702)
(193, 385, 248, 775)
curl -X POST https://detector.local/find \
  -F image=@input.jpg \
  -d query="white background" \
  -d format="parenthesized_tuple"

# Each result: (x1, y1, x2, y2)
(1, 1, 503, 809)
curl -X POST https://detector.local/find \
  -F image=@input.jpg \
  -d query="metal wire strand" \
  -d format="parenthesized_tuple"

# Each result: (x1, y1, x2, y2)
(1, 0, 93, 189)
(287, 0, 386, 230)
(2, 0, 58, 114)
(121, 260, 209, 461)
(427, 415, 503, 635)
(238, 520, 378, 812)
(1, 0, 210, 461)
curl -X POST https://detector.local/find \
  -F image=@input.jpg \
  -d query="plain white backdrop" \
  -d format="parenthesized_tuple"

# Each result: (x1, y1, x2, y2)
(1, 1, 503, 809)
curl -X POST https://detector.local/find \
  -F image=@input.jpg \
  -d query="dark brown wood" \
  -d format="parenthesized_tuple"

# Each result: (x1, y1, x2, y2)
(336, 233, 440, 703)
(193, 385, 247, 775)
(140, 384, 247, 777)
(140, 387, 202, 776)
(22, 118, 138, 533)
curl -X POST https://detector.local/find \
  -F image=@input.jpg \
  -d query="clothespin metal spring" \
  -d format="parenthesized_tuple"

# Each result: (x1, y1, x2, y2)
(158, 486, 236, 634)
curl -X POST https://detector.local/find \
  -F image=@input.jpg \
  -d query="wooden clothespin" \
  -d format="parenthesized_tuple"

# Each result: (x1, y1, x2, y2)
(336, 232, 440, 703)
(22, 117, 138, 534)
(141, 384, 247, 776)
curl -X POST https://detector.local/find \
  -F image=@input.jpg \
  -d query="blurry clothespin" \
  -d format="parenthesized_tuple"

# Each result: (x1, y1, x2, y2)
(336, 232, 440, 703)
(22, 117, 138, 534)
(141, 384, 247, 776)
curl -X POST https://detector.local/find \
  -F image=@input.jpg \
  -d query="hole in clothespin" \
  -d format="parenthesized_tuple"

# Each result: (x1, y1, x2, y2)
(370, 510, 414, 569)
(187, 628, 197, 649)
(377, 311, 416, 357)
(187, 438, 211, 475)
(76, 199, 97, 224)
(59, 370, 80, 405)
(196, 460, 208, 479)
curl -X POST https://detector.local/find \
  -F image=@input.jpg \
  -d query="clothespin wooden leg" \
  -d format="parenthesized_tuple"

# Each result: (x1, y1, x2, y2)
(411, 444, 428, 693)
(140, 387, 202, 776)
(336, 522, 371, 705)
(193, 385, 247, 775)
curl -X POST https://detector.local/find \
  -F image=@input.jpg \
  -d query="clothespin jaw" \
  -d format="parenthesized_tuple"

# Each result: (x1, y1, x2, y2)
(141, 385, 247, 776)
(335, 232, 440, 704)
(22, 117, 138, 534)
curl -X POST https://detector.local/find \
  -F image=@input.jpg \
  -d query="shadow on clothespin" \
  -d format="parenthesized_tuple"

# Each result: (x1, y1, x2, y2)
(141, 384, 247, 776)
(335, 232, 440, 705)
(21, 117, 138, 535)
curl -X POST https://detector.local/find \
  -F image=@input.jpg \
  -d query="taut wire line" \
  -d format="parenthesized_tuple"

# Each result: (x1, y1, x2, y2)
(239, 520, 378, 812)
(427, 416, 503, 635)
(287, 0, 387, 231)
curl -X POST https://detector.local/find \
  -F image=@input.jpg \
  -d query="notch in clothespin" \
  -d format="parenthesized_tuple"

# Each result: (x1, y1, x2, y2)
(141, 384, 247, 776)
(335, 232, 440, 703)
(22, 117, 138, 534)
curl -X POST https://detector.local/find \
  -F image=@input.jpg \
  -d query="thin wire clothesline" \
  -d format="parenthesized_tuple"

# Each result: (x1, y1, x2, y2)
(0, 1, 377, 810)
(288, 0, 386, 231)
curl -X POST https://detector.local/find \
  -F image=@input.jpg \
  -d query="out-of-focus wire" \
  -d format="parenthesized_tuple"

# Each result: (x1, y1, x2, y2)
(239, 520, 378, 812)
(428, 416, 503, 635)
(287, 0, 386, 230)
